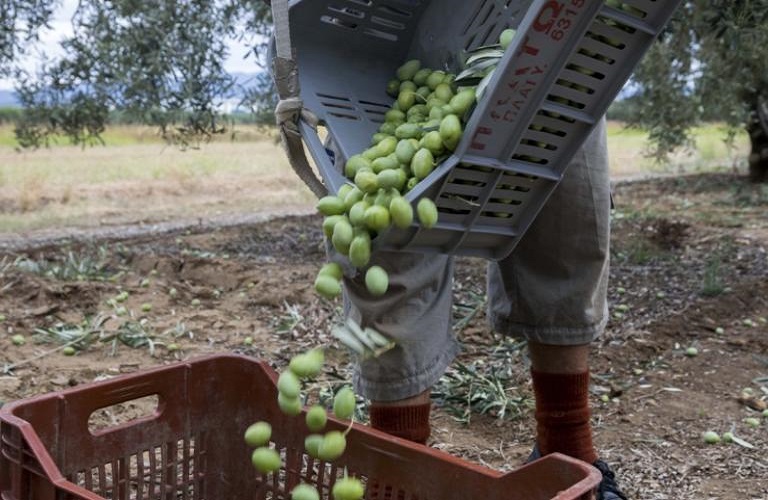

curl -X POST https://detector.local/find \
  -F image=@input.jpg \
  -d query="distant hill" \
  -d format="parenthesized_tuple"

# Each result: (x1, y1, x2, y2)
(230, 71, 263, 88)
(0, 72, 262, 110)
(0, 89, 18, 107)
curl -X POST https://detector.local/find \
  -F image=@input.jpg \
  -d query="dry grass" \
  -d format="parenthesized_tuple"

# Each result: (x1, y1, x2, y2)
(0, 122, 751, 234)
(606, 121, 749, 177)
(0, 136, 315, 232)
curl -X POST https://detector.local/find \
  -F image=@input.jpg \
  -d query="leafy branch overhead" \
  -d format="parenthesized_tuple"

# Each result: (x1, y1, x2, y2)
(1, 1, 766, 181)
(5, 0, 274, 148)
(628, 0, 768, 181)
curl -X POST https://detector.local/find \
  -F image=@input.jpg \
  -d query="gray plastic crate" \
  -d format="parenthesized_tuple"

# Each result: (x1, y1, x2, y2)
(287, 0, 682, 260)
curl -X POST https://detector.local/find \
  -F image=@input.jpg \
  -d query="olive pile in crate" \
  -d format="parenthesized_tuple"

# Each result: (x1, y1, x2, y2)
(313, 61, 478, 299)
(245, 348, 365, 500)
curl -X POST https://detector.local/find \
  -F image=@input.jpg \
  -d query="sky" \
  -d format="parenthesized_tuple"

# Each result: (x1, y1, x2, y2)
(0, 0, 259, 90)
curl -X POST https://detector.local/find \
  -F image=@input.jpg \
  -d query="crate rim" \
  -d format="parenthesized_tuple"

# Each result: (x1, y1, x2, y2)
(1, 353, 603, 499)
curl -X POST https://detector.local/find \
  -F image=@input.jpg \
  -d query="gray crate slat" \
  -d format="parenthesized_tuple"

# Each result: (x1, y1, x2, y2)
(286, 0, 683, 260)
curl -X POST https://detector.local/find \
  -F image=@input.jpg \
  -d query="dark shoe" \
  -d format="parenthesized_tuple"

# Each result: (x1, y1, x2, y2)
(592, 459, 628, 500)
(527, 446, 628, 500)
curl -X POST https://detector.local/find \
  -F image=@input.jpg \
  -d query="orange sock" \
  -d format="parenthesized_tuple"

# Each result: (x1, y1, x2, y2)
(531, 369, 597, 464)
(369, 402, 431, 444)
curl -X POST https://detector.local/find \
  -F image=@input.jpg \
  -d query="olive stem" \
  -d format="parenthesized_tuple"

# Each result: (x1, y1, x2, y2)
(343, 416, 355, 436)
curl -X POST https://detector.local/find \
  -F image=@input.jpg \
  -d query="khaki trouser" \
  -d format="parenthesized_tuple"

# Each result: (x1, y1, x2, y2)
(341, 118, 611, 402)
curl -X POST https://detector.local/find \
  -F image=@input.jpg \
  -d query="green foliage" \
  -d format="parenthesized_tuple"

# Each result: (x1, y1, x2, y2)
(0, 107, 22, 123)
(4, 0, 273, 148)
(241, 71, 279, 125)
(629, 1, 768, 162)
(700, 254, 725, 297)
(4, 0, 763, 169)
(0, 0, 57, 77)
(606, 96, 642, 123)
(13, 245, 117, 281)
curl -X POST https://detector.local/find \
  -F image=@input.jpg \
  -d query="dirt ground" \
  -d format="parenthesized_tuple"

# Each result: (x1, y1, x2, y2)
(0, 172, 767, 499)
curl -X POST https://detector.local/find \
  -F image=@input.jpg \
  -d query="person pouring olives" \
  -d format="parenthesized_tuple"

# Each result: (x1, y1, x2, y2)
(267, 1, 627, 498)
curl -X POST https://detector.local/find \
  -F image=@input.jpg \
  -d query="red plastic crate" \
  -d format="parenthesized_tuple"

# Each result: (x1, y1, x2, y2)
(0, 354, 600, 499)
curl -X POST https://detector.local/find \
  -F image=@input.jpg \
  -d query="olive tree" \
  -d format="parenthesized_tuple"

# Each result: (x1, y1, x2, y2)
(629, 0, 768, 182)
(2, 0, 273, 147)
(1, 0, 57, 76)
(2, 1, 766, 183)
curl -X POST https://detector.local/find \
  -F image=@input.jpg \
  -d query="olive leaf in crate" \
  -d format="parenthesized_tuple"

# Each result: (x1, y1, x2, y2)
(455, 29, 517, 99)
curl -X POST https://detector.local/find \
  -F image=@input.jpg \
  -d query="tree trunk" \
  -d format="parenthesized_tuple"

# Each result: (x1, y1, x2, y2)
(747, 98, 768, 183)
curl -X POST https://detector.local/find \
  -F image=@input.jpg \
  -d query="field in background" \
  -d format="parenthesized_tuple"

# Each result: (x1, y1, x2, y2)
(605, 121, 747, 176)
(0, 122, 750, 234)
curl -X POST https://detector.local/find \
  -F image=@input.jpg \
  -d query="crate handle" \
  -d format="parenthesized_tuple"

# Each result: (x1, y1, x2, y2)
(86, 393, 161, 436)
(299, 119, 349, 193)
(271, 0, 330, 198)
(56, 365, 190, 439)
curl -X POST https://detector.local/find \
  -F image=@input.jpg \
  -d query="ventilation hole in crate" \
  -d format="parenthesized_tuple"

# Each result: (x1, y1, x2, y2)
(364, 27, 398, 41)
(464, 33, 478, 50)
(303, 455, 324, 484)
(462, 0, 479, 35)
(462, 0, 522, 51)
(595, 14, 637, 34)
(372, 15, 406, 30)
(315, 460, 335, 490)
(479, 23, 497, 47)
(377, 4, 413, 18)
(361, 101, 390, 121)
(74, 470, 86, 488)
(555, 78, 595, 95)
(317, 93, 352, 102)
(499, 183, 531, 192)
(604, 1, 648, 19)
(453, 178, 486, 187)
(481, 211, 514, 219)
(360, 99, 389, 108)
(481, 203, 518, 218)
(92, 465, 105, 492)
(321, 102, 357, 111)
(512, 153, 548, 165)
(364, 108, 387, 117)
(437, 195, 475, 214)
(521, 138, 557, 151)
(462, 0, 494, 47)
(328, 111, 361, 120)
(451, 167, 492, 184)
(545, 93, 586, 110)
(378, 484, 394, 499)
(529, 123, 567, 137)
(321, 15, 358, 30)
(328, 4, 366, 19)
(438, 207, 472, 215)
(128, 454, 139, 492)
(152, 445, 164, 477)
(537, 109, 577, 124)
(349, 0, 373, 6)
(504, 171, 539, 182)
(565, 62, 605, 80)
(489, 197, 522, 205)
(445, 192, 481, 205)
(577, 47, 615, 65)
(585, 30, 627, 50)
(478, 2, 495, 28)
